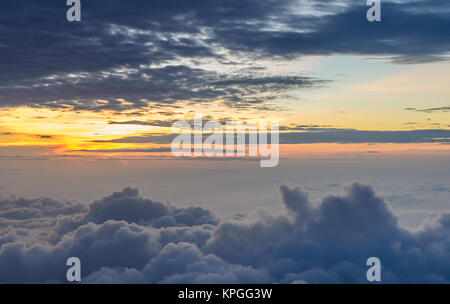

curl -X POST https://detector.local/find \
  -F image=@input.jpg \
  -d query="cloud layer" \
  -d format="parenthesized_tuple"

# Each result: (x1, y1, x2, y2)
(85, 128, 450, 146)
(1, 0, 449, 110)
(1, 183, 450, 283)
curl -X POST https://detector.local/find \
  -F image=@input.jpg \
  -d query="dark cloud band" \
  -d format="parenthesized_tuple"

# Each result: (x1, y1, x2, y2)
(1, 0, 449, 110)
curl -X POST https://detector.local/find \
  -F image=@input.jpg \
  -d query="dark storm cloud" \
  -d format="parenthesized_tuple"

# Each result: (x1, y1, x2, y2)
(3, 183, 450, 283)
(0, 63, 325, 110)
(406, 106, 450, 113)
(0, 0, 449, 110)
(215, 0, 450, 60)
(278, 129, 450, 144)
(89, 128, 450, 145)
(76, 147, 172, 153)
(109, 120, 174, 127)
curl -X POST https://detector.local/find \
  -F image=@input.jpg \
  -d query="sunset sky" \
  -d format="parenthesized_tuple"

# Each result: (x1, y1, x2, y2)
(0, 1, 449, 161)
(0, 0, 450, 284)
(1, 57, 449, 157)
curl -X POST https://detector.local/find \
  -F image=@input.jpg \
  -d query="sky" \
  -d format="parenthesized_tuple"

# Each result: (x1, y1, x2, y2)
(0, 0, 449, 283)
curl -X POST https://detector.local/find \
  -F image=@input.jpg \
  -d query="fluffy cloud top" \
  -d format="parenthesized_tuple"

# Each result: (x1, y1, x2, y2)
(86, 187, 218, 227)
(1, 183, 450, 283)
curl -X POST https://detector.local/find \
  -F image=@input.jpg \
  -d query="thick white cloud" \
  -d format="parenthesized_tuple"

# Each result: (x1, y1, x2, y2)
(1, 183, 450, 283)
(85, 187, 218, 227)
